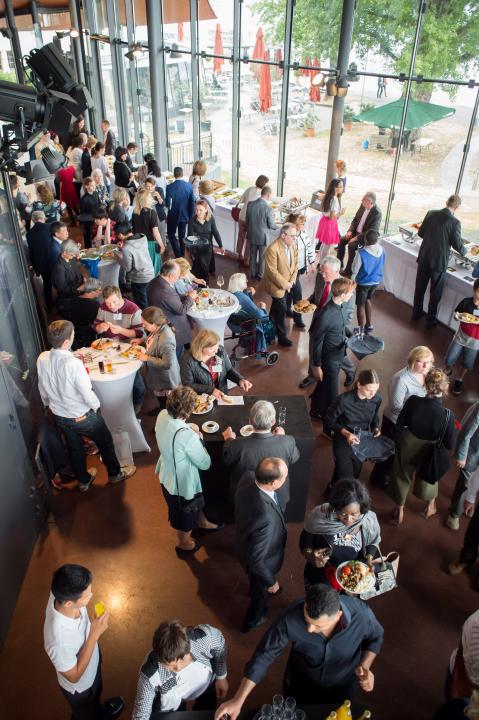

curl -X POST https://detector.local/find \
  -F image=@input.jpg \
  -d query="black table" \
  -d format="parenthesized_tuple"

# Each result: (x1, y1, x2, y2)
(152, 704, 367, 719)
(196, 395, 314, 523)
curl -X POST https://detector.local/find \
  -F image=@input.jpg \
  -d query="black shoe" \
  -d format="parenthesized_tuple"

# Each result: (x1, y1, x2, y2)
(299, 376, 315, 389)
(242, 613, 268, 633)
(426, 319, 438, 328)
(344, 372, 356, 387)
(175, 540, 203, 558)
(453, 379, 464, 395)
(101, 697, 124, 718)
(193, 522, 225, 536)
(294, 321, 306, 329)
(278, 338, 293, 347)
(310, 411, 323, 421)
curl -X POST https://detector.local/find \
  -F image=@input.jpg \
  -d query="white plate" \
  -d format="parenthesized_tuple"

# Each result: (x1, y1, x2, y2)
(335, 561, 376, 595)
(187, 423, 199, 432)
(240, 424, 254, 437)
(202, 421, 219, 434)
(192, 396, 214, 415)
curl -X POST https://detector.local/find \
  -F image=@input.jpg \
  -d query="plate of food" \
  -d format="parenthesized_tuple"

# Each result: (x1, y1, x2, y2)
(202, 420, 219, 434)
(336, 560, 376, 595)
(240, 424, 254, 437)
(293, 300, 317, 314)
(120, 345, 144, 359)
(192, 394, 214, 415)
(457, 312, 479, 324)
(469, 246, 479, 257)
(91, 338, 115, 351)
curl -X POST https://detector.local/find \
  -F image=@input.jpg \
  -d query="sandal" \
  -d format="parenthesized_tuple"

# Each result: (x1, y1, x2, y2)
(422, 500, 437, 519)
(391, 506, 404, 526)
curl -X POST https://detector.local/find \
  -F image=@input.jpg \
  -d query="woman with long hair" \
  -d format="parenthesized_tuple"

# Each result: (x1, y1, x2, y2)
(32, 184, 61, 223)
(187, 199, 224, 283)
(132, 188, 165, 275)
(316, 178, 344, 262)
(189, 159, 207, 200)
(91, 142, 112, 189)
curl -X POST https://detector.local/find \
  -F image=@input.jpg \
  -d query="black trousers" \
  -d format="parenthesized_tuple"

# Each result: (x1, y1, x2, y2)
(244, 572, 268, 628)
(310, 360, 342, 417)
(270, 295, 289, 342)
(332, 433, 363, 484)
(57, 297, 99, 349)
(191, 244, 212, 284)
(459, 503, 479, 565)
(286, 274, 303, 324)
(177, 681, 217, 711)
(413, 264, 446, 323)
(337, 236, 362, 275)
(60, 657, 102, 720)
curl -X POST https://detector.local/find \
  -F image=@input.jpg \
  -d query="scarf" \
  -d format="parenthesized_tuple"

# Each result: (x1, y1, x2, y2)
(304, 503, 381, 547)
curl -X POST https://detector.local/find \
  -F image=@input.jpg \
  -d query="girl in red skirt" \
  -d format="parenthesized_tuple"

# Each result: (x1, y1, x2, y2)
(316, 178, 344, 262)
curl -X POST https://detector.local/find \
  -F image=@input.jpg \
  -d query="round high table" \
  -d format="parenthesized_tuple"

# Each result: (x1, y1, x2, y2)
(187, 289, 240, 344)
(84, 347, 150, 454)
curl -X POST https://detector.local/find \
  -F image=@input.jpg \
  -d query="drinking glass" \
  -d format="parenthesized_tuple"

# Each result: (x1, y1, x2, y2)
(273, 695, 284, 710)
(278, 406, 287, 426)
(295, 710, 306, 720)
(353, 426, 362, 441)
(285, 698, 296, 713)
(105, 360, 113, 373)
(217, 274, 224, 289)
(272, 708, 282, 720)
(261, 705, 273, 718)
(283, 710, 294, 720)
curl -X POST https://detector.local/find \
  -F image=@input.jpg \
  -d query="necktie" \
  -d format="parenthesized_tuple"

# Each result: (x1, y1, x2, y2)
(273, 491, 279, 505)
(319, 281, 331, 309)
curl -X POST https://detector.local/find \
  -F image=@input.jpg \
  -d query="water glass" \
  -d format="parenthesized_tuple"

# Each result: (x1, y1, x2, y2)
(295, 710, 306, 720)
(272, 708, 283, 720)
(217, 274, 224, 289)
(272, 695, 284, 710)
(285, 698, 296, 713)
(261, 705, 273, 718)
(278, 406, 287, 426)
(283, 710, 294, 720)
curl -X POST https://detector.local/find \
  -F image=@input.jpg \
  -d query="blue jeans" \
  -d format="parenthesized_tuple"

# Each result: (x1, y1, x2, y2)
(131, 282, 149, 310)
(445, 339, 478, 371)
(54, 410, 120, 485)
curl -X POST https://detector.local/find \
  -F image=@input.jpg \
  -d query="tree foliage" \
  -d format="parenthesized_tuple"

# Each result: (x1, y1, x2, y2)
(252, 0, 479, 97)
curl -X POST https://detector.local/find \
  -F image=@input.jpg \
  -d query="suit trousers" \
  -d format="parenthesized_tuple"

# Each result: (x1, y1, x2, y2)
(270, 295, 288, 342)
(244, 572, 269, 628)
(310, 361, 342, 418)
(337, 236, 362, 275)
(167, 218, 187, 257)
(250, 244, 264, 278)
(413, 264, 446, 322)
(286, 274, 303, 324)
(459, 503, 479, 565)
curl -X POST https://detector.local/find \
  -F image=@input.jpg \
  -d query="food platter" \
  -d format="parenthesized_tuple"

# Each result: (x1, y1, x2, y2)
(293, 300, 317, 314)
(336, 560, 375, 595)
(192, 393, 214, 415)
(91, 339, 115, 351)
(457, 312, 479, 325)
(120, 345, 144, 359)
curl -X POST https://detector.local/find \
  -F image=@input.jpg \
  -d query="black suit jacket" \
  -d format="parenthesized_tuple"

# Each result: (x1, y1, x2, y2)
(348, 204, 382, 243)
(417, 207, 465, 272)
(26, 222, 54, 275)
(235, 472, 287, 587)
(223, 431, 300, 510)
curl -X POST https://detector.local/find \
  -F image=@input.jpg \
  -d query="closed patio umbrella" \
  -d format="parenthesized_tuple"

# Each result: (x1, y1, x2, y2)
(259, 51, 272, 113)
(252, 27, 265, 60)
(178, 23, 184, 42)
(353, 97, 455, 131)
(213, 23, 224, 74)
(310, 57, 321, 102)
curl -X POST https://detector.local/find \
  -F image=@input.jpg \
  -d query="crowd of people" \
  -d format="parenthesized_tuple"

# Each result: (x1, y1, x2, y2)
(11, 121, 479, 719)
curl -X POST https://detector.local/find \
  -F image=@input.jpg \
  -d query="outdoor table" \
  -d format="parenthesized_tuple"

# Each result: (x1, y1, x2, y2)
(76, 344, 150, 454)
(187, 289, 240, 344)
(198, 394, 314, 523)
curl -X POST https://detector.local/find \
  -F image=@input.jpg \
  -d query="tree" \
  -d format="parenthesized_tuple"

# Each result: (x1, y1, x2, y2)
(252, 0, 479, 99)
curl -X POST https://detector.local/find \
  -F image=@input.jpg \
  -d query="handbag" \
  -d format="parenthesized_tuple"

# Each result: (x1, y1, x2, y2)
(231, 203, 241, 222)
(172, 428, 205, 513)
(418, 409, 452, 485)
(360, 547, 399, 601)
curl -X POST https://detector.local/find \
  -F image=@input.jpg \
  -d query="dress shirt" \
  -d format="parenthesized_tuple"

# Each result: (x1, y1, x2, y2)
(318, 281, 330, 310)
(325, 389, 382, 434)
(244, 598, 383, 688)
(37, 349, 100, 418)
(356, 207, 371, 234)
(257, 483, 278, 505)
(282, 241, 292, 265)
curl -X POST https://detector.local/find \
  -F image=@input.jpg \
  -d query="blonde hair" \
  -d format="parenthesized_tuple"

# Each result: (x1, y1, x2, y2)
(133, 188, 153, 214)
(335, 159, 347, 175)
(199, 179, 215, 195)
(192, 160, 207, 177)
(425, 367, 449, 397)
(36, 183, 54, 205)
(175, 257, 192, 278)
(407, 345, 434, 368)
(112, 188, 129, 205)
(195, 199, 212, 222)
(87, 136, 97, 150)
(191, 329, 220, 361)
(228, 273, 247, 293)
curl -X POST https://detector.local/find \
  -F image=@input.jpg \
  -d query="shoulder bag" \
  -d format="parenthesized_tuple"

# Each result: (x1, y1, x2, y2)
(360, 546, 399, 601)
(419, 408, 452, 485)
(231, 201, 241, 222)
(172, 428, 205, 513)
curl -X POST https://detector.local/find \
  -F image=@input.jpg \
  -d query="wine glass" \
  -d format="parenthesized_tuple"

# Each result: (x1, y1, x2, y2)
(217, 274, 224, 290)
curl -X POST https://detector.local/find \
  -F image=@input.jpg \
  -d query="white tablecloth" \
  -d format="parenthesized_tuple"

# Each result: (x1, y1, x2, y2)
(187, 289, 240, 343)
(79, 345, 150, 454)
(382, 233, 475, 331)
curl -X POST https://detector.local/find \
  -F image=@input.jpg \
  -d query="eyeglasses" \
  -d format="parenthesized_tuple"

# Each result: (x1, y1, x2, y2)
(337, 510, 361, 521)
(284, 233, 297, 238)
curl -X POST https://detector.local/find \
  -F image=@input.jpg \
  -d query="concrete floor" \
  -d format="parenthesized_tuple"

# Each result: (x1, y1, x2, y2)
(0, 257, 478, 720)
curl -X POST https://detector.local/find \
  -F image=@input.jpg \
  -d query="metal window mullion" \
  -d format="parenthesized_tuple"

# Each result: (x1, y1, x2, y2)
(276, 0, 294, 197)
(455, 86, 479, 195)
(124, 0, 143, 154)
(383, 0, 426, 234)
(83, 0, 105, 130)
(106, 0, 128, 145)
(190, 0, 200, 160)
(30, 1, 43, 49)
(231, 0, 242, 187)
(146, 0, 169, 169)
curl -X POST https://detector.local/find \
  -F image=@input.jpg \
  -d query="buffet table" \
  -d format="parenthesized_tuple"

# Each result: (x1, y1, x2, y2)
(187, 289, 240, 343)
(76, 344, 150, 454)
(197, 394, 314, 523)
(382, 233, 475, 331)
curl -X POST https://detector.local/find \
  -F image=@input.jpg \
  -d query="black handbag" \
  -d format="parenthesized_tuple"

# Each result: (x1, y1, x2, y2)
(418, 409, 451, 485)
(172, 428, 205, 513)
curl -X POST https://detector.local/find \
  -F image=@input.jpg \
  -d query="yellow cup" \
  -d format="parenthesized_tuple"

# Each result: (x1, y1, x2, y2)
(94, 602, 106, 617)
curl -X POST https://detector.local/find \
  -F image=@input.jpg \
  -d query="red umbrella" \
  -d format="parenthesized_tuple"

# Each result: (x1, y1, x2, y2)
(301, 56, 311, 78)
(213, 23, 224, 74)
(177, 23, 184, 42)
(274, 47, 283, 76)
(259, 50, 272, 113)
(310, 57, 321, 101)
(252, 27, 265, 61)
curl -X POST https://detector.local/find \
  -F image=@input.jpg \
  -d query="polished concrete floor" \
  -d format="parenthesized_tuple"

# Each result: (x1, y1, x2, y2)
(1, 257, 478, 720)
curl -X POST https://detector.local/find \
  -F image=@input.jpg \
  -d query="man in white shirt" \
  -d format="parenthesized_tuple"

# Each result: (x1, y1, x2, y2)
(44, 563, 123, 719)
(37, 320, 135, 492)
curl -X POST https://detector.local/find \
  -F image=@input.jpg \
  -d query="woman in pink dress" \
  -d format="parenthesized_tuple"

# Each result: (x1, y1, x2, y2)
(58, 161, 79, 223)
(316, 178, 344, 262)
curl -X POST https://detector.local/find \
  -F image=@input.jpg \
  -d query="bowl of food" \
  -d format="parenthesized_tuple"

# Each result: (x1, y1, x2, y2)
(336, 560, 376, 595)
(293, 300, 317, 314)
(192, 394, 214, 415)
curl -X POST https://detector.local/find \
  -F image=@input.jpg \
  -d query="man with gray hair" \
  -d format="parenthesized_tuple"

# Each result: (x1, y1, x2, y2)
(26, 210, 55, 310)
(337, 191, 382, 276)
(262, 223, 299, 347)
(222, 399, 299, 511)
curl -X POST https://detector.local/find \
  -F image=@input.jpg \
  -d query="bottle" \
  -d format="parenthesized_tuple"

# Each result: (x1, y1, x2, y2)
(356, 713, 371, 720)
(336, 700, 352, 720)
(323, 713, 336, 720)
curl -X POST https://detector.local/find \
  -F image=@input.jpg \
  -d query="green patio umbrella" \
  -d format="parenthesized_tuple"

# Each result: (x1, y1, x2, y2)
(353, 98, 455, 131)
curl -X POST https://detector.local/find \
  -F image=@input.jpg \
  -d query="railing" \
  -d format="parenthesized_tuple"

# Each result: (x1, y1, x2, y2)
(170, 133, 213, 169)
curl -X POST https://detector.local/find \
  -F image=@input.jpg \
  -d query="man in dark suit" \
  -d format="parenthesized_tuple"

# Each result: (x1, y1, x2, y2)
(337, 192, 382, 275)
(235, 457, 288, 632)
(245, 186, 277, 279)
(412, 194, 466, 328)
(165, 166, 196, 257)
(222, 399, 299, 511)
(147, 260, 196, 357)
(26, 210, 54, 310)
(101, 119, 117, 156)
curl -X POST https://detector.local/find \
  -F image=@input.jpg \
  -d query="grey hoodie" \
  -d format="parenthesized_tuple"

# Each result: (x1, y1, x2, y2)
(120, 233, 155, 284)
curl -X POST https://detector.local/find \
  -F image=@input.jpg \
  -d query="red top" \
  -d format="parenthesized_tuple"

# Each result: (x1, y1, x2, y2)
(58, 165, 79, 208)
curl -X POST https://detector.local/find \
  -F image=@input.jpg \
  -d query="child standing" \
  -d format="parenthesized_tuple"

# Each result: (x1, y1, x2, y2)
(445, 279, 479, 395)
(351, 229, 384, 333)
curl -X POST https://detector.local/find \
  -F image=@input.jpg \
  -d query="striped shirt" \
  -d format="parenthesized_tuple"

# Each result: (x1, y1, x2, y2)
(93, 298, 143, 339)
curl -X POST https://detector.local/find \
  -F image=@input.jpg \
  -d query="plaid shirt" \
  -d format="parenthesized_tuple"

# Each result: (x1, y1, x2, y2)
(132, 624, 227, 720)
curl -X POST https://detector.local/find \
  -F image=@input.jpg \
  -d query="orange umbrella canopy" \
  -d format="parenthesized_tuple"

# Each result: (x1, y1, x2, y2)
(302, 56, 311, 77)
(259, 51, 272, 113)
(252, 26, 265, 61)
(310, 57, 321, 101)
(213, 23, 224, 74)
(177, 23, 184, 42)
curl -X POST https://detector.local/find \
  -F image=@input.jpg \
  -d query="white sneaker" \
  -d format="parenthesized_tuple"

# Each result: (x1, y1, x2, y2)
(109, 465, 136, 484)
(79, 468, 97, 492)
(446, 515, 460, 531)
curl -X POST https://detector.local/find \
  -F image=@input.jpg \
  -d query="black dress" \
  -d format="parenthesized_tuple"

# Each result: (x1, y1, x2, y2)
(187, 216, 223, 283)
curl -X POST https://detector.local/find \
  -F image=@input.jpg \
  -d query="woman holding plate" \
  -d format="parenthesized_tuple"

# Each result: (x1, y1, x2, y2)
(180, 329, 252, 400)
(300, 478, 381, 591)
(155, 385, 221, 558)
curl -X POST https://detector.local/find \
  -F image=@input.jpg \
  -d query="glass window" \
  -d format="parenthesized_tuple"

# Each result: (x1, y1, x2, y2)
(458, 107, 479, 242)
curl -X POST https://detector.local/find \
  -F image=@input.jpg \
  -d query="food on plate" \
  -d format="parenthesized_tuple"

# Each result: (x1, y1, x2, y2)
(457, 312, 479, 324)
(336, 560, 375, 593)
(91, 338, 114, 350)
(193, 393, 213, 414)
(281, 197, 305, 211)
(469, 246, 479, 256)
(120, 345, 144, 358)
(293, 300, 317, 314)
(214, 296, 235, 308)
(198, 289, 209, 298)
